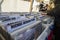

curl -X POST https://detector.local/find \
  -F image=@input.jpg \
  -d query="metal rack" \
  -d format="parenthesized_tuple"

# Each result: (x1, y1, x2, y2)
(36, 16, 54, 40)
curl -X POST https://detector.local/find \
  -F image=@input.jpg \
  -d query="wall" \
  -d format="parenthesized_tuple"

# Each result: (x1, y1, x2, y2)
(1, 0, 30, 12)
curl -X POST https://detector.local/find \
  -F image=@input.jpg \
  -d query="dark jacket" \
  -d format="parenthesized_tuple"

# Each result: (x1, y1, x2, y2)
(47, 5, 60, 25)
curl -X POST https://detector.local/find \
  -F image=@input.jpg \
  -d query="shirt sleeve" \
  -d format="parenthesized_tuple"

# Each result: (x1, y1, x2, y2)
(47, 9, 55, 17)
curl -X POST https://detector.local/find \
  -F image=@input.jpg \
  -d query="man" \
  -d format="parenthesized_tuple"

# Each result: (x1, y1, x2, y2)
(39, 1, 44, 12)
(41, 0, 60, 40)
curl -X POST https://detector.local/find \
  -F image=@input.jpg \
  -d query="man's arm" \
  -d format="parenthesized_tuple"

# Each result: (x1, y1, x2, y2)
(41, 8, 55, 17)
(47, 9, 55, 17)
